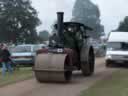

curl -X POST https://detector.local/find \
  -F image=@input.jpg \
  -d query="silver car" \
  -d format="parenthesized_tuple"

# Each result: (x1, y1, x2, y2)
(11, 44, 41, 65)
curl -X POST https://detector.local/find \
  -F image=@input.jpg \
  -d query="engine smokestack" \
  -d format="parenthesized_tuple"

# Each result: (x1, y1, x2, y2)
(57, 12, 64, 43)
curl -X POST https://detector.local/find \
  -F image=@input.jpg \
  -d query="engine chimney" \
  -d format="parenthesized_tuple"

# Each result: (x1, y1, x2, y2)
(57, 12, 64, 43)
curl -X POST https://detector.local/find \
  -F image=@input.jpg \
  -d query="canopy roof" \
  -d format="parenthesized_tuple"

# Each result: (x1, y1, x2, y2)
(54, 22, 93, 31)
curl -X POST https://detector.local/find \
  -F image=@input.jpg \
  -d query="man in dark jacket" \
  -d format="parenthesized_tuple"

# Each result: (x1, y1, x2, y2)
(0, 44, 4, 63)
(1, 44, 13, 76)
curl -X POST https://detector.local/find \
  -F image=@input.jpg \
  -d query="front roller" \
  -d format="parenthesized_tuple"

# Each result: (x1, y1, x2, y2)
(34, 53, 72, 82)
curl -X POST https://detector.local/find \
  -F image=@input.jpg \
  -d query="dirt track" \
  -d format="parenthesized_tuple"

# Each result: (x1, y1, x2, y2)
(0, 58, 118, 96)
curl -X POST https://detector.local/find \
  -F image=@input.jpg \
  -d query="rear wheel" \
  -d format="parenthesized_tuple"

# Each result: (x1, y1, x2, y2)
(81, 49, 95, 76)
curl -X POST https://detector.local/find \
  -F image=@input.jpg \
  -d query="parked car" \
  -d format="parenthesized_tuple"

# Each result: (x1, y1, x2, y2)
(38, 44, 47, 48)
(105, 32, 128, 67)
(10, 44, 41, 66)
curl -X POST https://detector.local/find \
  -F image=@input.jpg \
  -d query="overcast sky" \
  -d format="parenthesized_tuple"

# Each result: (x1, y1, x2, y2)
(32, 0, 128, 34)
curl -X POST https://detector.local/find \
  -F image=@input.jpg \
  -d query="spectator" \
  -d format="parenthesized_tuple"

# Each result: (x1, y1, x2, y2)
(0, 44, 4, 65)
(1, 44, 13, 76)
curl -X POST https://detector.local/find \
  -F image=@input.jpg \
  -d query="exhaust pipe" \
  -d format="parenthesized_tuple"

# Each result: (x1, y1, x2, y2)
(57, 12, 64, 44)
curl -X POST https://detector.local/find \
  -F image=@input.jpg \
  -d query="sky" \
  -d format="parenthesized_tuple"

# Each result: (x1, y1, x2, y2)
(32, 0, 128, 34)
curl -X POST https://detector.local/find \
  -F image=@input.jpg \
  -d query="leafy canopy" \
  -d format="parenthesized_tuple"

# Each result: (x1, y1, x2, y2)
(116, 16, 128, 32)
(72, 0, 104, 39)
(0, 0, 41, 44)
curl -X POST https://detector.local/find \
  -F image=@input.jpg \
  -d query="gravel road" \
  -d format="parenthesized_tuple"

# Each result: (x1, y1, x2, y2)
(0, 58, 118, 96)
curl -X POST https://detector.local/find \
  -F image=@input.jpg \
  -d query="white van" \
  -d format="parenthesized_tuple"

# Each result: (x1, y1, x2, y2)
(105, 32, 128, 67)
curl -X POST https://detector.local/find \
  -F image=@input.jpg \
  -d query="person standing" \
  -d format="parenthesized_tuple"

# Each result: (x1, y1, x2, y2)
(1, 44, 13, 76)
(0, 44, 4, 66)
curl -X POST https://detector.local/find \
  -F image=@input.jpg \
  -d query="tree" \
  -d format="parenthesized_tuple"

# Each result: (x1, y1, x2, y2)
(0, 0, 41, 44)
(116, 16, 128, 32)
(38, 30, 49, 41)
(72, 0, 104, 39)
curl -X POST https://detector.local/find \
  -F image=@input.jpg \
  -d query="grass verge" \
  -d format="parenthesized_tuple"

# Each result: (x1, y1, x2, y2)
(80, 69, 128, 96)
(0, 67, 33, 87)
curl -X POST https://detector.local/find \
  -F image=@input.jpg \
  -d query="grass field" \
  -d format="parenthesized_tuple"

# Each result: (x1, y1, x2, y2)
(0, 67, 33, 87)
(80, 69, 128, 96)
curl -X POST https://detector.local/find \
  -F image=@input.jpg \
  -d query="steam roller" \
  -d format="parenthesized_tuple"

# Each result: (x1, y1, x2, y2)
(34, 12, 95, 82)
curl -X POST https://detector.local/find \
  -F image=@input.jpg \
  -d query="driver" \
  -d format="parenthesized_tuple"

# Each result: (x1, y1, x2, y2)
(63, 25, 83, 51)
(63, 25, 76, 49)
